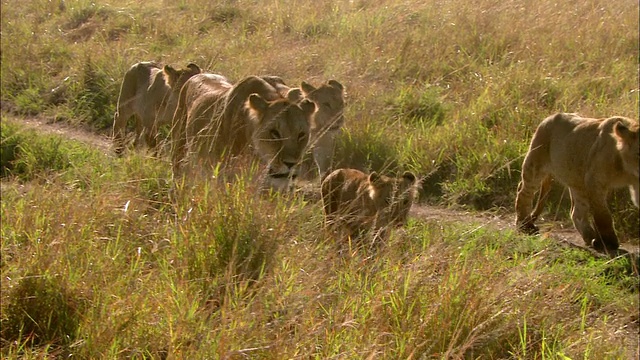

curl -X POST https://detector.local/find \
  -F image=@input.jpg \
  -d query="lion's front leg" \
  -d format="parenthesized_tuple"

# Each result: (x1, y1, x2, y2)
(514, 149, 548, 235)
(588, 193, 619, 252)
(568, 189, 600, 248)
(515, 180, 540, 235)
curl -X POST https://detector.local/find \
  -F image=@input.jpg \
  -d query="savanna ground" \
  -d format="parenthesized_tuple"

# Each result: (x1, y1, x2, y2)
(1, 0, 639, 358)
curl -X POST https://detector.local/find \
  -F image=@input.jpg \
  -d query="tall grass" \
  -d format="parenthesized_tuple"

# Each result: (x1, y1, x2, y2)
(1, 0, 638, 357)
(1, 115, 638, 358)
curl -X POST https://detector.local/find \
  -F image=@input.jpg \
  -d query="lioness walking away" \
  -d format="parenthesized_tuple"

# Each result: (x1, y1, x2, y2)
(515, 112, 639, 252)
(112, 61, 201, 156)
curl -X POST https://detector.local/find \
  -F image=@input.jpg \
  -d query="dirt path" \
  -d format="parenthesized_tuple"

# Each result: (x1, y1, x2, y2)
(7, 116, 640, 259)
(17, 116, 113, 153)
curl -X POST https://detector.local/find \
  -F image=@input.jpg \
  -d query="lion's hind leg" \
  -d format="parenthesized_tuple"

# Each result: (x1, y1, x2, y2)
(586, 191, 620, 252)
(568, 189, 600, 248)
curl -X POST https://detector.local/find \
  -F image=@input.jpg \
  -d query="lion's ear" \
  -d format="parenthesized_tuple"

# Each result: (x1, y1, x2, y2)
(614, 121, 636, 145)
(186, 63, 201, 74)
(368, 172, 380, 185)
(163, 65, 177, 76)
(163, 65, 179, 87)
(328, 80, 344, 91)
(301, 81, 316, 95)
(402, 171, 417, 185)
(286, 88, 303, 103)
(299, 99, 316, 116)
(248, 94, 269, 113)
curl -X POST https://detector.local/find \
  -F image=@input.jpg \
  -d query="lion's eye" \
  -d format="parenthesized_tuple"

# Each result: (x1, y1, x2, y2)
(270, 129, 281, 139)
(298, 132, 307, 141)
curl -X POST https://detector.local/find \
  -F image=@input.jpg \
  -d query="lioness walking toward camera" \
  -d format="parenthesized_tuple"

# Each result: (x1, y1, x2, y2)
(268, 79, 346, 179)
(322, 168, 419, 245)
(170, 73, 315, 189)
(515, 112, 639, 252)
(113, 61, 201, 155)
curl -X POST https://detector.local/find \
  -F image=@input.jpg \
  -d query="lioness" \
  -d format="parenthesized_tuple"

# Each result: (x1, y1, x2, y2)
(300, 80, 346, 178)
(171, 73, 315, 187)
(515, 112, 639, 252)
(267, 79, 346, 179)
(322, 168, 419, 245)
(112, 61, 201, 156)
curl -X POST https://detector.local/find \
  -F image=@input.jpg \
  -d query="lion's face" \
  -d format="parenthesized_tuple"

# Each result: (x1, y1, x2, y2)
(247, 95, 316, 180)
(614, 120, 640, 207)
(389, 171, 420, 226)
(368, 171, 419, 226)
(614, 120, 640, 178)
(301, 80, 345, 131)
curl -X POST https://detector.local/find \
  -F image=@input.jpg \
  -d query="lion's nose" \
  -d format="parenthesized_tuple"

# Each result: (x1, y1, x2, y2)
(283, 161, 297, 169)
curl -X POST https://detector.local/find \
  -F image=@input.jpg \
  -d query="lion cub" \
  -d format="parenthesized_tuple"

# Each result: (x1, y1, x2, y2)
(515, 112, 639, 252)
(321, 168, 419, 245)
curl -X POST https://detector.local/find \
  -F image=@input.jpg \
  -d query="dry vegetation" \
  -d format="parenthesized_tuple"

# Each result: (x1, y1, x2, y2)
(1, 0, 638, 358)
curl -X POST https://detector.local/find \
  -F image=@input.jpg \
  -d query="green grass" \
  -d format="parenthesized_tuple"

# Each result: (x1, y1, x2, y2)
(1, 0, 639, 357)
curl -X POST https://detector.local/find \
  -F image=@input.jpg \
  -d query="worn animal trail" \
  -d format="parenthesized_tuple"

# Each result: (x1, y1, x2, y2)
(10, 116, 640, 260)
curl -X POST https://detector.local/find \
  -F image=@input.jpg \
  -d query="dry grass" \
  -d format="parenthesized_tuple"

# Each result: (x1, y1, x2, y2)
(1, 0, 638, 357)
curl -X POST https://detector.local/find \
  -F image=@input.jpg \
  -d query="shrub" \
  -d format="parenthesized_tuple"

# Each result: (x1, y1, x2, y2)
(2, 274, 84, 347)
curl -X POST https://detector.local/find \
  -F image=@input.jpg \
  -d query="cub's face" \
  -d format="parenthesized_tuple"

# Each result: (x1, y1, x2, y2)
(367, 171, 419, 226)
(248, 95, 316, 180)
(389, 171, 419, 226)
(301, 80, 345, 130)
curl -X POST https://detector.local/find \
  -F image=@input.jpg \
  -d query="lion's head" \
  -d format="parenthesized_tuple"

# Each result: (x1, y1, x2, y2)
(389, 171, 420, 226)
(613, 120, 640, 178)
(246, 94, 316, 181)
(613, 119, 640, 206)
(322, 168, 419, 243)
(300, 80, 345, 132)
(367, 171, 419, 227)
(162, 63, 201, 93)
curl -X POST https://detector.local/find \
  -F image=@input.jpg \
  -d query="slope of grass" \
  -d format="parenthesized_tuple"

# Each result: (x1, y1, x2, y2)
(1, 117, 638, 358)
(1, 0, 639, 357)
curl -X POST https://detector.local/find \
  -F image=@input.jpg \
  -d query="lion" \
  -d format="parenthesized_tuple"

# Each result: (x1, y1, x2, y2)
(265, 79, 346, 179)
(515, 112, 639, 252)
(321, 168, 419, 245)
(112, 61, 201, 156)
(170, 73, 315, 188)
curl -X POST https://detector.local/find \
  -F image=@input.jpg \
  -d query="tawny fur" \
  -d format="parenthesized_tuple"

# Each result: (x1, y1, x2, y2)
(321, 168, 419, 245)
(270, 79, 346, 180)
(170, 73, 315, 185)
(515, 112, 639, 252)
(112, 61, 201, 155)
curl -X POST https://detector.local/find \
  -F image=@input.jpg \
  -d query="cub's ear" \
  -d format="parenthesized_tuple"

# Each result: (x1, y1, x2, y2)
(301, 81, 316, 95)
(402, 171, 417, 185)
(368, 171, 380, 185)
(328, 79, 344, 91)
(186, 63, 201, 74)
(299, 98, 316, 115)
(286, 88, 303, 103)
(248, 93, 269, 113)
